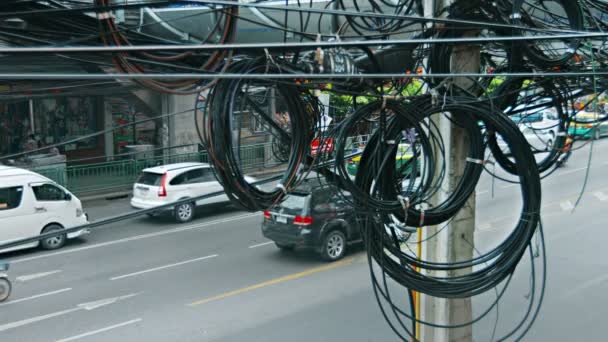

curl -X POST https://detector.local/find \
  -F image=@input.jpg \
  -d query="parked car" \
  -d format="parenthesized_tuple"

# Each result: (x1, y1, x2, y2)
(506, 97, 553, 124)
(261, 179, 361, 261)
(568, 112, 608, 140)
(496, 111, 561, 153)
(131, 162, 252, 223)
(0, 166, 89, 254)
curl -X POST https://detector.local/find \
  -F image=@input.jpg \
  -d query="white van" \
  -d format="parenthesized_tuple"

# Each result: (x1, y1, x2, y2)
(0, 166, 89, 253)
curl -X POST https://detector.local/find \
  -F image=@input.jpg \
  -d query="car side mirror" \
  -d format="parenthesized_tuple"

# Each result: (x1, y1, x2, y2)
(65, 193, 72, 201)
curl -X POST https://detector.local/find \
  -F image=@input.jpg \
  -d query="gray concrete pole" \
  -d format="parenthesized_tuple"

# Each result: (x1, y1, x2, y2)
(420, 0, 479, 341)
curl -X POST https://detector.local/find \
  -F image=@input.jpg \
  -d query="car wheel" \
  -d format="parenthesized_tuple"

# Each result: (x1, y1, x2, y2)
(321, 230, 346, 261)
(0, 277, 11, 302)
(545, 139, 553, 151)
(40, 224, 66, 250)
(275, 242, 295, 251)
(174, 202, 195, 223)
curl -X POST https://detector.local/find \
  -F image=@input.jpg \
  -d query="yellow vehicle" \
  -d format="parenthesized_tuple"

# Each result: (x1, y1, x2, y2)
(346, 144, 420, 176)
(568, 112, 608, 140)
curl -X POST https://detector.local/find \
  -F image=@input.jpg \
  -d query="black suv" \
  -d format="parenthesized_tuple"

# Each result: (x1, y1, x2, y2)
(261, 180, 361, 261)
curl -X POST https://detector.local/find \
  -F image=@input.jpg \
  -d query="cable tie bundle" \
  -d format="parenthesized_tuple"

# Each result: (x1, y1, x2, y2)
(466, 157, 495, 166)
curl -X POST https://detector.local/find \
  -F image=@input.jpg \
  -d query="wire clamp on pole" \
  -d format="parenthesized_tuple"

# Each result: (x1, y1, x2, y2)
(430, 88, 439, 106)
(397, 195, 410, 225)
(315, 34, 324, 74)
(419, 208, 425, 227)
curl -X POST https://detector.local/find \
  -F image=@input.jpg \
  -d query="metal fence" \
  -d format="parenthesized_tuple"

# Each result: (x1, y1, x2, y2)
(32, 143, 273, 196)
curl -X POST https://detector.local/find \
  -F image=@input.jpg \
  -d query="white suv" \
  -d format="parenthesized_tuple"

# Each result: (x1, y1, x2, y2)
(131, 162, 235, 223)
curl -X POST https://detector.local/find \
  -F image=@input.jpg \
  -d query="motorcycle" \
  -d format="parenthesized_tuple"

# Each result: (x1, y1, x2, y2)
(0, 261, 11, 302)
(556, 150, 572, 168)
(556, 137, 573, 168)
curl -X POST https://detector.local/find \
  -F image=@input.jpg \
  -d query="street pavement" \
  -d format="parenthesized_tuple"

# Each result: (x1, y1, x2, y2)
(0, 139, 607, 342)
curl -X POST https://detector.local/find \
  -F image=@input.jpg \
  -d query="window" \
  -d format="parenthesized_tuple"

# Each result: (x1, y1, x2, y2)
(184, 168, 216, 184)
(185, 169, 204, 184)
(0, 186, 24, 210)
(137, 172, 163, 186)
(199, 168, 216, 182)
(32, 184, 67, 201)
(280, 193, 310, 210)
(169, 173, 187, 186)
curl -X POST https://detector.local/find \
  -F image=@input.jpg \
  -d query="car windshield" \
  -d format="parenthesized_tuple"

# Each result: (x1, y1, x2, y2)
(137, 172, 163, 186)
(279, 193, 309, 210)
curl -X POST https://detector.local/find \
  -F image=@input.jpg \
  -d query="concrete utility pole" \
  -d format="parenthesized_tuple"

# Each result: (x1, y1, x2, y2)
(420, 0, 479, 341)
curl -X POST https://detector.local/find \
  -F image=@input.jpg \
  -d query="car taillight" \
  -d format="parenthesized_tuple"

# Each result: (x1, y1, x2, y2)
(585, 124, 593, 128)
(158, 173, 168, 197)
(263, 210, 271, 219)
(294, 215, 313, 226)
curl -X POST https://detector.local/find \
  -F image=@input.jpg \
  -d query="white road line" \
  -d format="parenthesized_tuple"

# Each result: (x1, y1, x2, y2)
(0, 293, 139, 332)
(78, 293, 140, 310)
(593, 191, 608, 201)
(500, 183, 519, 189)
(562, 274, 608, 299)
(55, 318, 142, 342)
(110, 254, 218, 281)
(10, 214, 256, 264)
(559, 200, 575, 212)
(0, 307, 81, 332)
(16, 270, 62, 282)
(248, 241, 274, 249)
(0, 288, 72, 307)
(559, 166, 588, 176)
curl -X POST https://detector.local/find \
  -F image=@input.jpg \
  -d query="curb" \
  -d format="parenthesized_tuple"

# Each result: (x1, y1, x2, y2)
(79, 191, 132, 203)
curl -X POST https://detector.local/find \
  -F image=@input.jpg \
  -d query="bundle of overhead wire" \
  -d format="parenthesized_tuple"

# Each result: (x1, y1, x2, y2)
(201, 57, 319, 210)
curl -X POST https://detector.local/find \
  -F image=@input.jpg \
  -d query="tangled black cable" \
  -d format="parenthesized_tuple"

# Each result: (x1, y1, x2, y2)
(202, 57, 318, 210)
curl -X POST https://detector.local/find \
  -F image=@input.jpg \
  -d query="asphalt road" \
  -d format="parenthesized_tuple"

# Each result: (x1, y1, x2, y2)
(1, 139, 607, 342)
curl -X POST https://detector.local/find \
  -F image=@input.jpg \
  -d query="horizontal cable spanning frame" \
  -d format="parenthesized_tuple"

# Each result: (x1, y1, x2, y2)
(1, 32, 607, 53)
(0, 0, 588, 35)
(1, 71, 607, 79)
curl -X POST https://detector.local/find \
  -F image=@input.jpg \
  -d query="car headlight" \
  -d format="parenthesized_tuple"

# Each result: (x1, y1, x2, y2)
(76, 208, 84, 217)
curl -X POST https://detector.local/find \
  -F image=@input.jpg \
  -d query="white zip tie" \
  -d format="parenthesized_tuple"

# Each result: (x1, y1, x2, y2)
(276, 183, 287, 194)
(95, 12, 113, 20)
(466, 157, 495, 165)
(397, 195, 410, 227)
(419, 208, 425, 227)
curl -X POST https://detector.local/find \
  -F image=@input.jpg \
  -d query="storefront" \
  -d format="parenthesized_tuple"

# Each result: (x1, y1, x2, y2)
(106, 96, 157, 156)
(0, 97, 103, 162)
